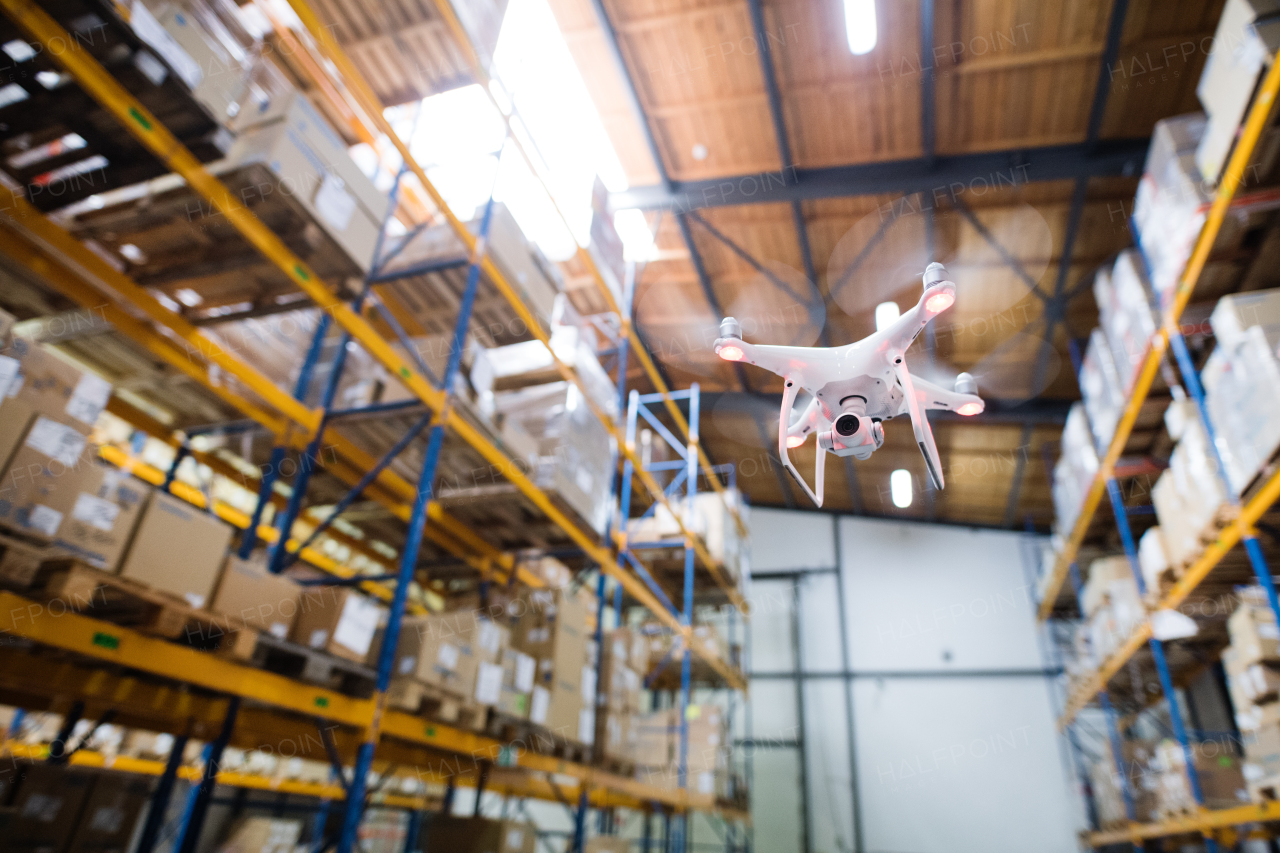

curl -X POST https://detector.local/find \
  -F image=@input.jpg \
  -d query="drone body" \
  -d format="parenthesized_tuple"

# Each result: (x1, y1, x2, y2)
(712, 262, 984, 507)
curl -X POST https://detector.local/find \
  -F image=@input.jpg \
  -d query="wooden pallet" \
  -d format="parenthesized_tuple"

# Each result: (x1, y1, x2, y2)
(219, 630, 377, 699)
(30, 559, 241, 647)
(387, 678, 486, 730)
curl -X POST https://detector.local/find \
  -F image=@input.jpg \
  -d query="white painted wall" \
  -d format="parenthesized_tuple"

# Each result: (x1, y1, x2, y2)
(746, 511, 1084, 853)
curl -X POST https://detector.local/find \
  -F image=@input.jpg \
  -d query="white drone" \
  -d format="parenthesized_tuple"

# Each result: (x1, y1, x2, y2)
(712, 262, 984, 507)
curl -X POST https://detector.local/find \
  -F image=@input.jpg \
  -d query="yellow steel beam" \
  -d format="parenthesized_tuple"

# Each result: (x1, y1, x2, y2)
(1037, 57, 1280, 621)
(277, 0, 751, 599)
(1087, 800, 1280, 845)
(1058, 461, 1280, 728)
(0, 596, 728, 812)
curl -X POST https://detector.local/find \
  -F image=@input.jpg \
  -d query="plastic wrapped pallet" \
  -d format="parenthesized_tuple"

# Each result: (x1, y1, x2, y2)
(1091, 740, 1157, 828)
(1204, 330, 1280, 494)
(1080, 328, 1126, 451)
(1212, 289, 1280, 348)
(628, 489, 750, 581)
(1153, 740, 1247, 814)
(1151, 415, 1232, 566)
(1095, 250, 1159, 394)
(1081, 556, 1137, 618)
(1052, 404, 1099, 538)
(1138, 526, 1173, 595)
(1133, 114, 1213, 307)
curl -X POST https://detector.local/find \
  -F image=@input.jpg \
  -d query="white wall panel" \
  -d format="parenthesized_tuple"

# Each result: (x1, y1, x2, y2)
(853, 676, 1078, 853)
(750, 508, 836, 571)
(839, 516, 1044, 671)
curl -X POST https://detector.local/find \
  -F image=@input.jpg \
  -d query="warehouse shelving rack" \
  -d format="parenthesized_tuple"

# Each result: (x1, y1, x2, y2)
(0, 0, 751, 850)
(1033, 55, 1280, 849)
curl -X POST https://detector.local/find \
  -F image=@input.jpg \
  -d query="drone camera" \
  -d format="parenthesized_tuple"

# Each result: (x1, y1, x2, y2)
(834, 413, 860, 437)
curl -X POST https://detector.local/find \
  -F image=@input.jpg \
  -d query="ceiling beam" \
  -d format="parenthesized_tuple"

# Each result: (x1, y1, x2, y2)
(610, 138, 1148, 212)
(920, 0, 936, 167)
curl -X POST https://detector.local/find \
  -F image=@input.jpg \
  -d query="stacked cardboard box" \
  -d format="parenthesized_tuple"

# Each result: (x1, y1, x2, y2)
(1194, 0, 1280, 186)
(1151, 404, 1232, 567)
(1052, 404, 1099, 539)
(594, 628, 647, 764)
(628, 489, 751, 582)
(1152, 739, 1247, 815)
(8, 764, 151, 853)
(1094, 250, 1159, 396)
(1223, 591, 1280, 793)
(511, 587, 595, 745)
(293, 586, 382, 664)
(1204, 289, 1280, 496)
(1079, 556, 1144, 666)
(210, 551, 302, 639)
(373, 609, 497, 704)
(1090, 740, 1157, 828)
(633, 704, 730, 796)
(425, 816, 536, 853)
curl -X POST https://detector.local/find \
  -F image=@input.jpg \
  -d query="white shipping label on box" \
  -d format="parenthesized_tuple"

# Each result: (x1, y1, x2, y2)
(1262, 623, 1280, 640)
(183, 592, 205, 609)
(129, 0, 202, 88)
(398, 655, 416, 676)
(581, 665, 597, 703)
(529, 686, 550, 725)
(27, 504, 62, 536)
(437, 642, 460, 671)
(478, 619, 502, 656)
(335, 595, 379, 655)
(72, 492, 120, 532)
(475, 661, 503, 705)
(314, 173, 356, 232)
(269, 622, 288, 639)
(0, 355, 18, 398)
(309, 628, 330, 650)
(65, 373, 111, 426)
(25, 416, 87, 467)
(578, 707, 595, 745)
(505, 829, 525, 851)
(515, 653, 535, 693)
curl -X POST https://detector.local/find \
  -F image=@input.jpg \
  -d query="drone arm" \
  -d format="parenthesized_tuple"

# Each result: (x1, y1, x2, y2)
(893, 360, 945, 490)
(879, 266, 957, 355)
(778, 375, 825, 507)
(910, 374, 985, 415)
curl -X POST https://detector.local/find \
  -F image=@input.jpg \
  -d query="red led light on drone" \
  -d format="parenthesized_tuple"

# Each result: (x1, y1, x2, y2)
(957, 402, 982, 416)
(718, 345, 745, 362)
(786, 434, 806, 448)
(924, 291, 955, 313)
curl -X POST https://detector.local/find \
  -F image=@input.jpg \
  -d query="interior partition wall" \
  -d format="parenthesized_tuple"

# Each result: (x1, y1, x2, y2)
(745, 509, 1085, 853)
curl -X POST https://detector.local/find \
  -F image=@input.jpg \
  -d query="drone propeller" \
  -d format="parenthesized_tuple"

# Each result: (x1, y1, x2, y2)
(894, 359, 945, 490)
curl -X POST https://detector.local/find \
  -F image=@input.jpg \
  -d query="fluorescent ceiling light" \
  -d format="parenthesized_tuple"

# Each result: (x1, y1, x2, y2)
(844, 0, 878, 55)
(874, 300, 900, 331)
(890, 469, 913, 508)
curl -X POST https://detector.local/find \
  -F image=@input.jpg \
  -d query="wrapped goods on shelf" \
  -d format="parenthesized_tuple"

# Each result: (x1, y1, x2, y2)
(1095, 251, 1159, 394)
(118, 490, 234, 608)
(1195, 0, 1280, 185)
(211, 551, 300, 639)
(1244, 724, 1280, 787)
(1081, 556, 1137, 618)
(1153, 739, 1248, 814)
(374, 610, 500, 701)
(1151, 415, 1232, 567)
(1228, 600, 1280, 665)
(1212, 289, 1280, 348)
(291, 586, 381, 664)
(628, 489, 750, 580)
(495, 647, 536, 718)
(425, 817, 537, 853)
(1203, 327, 1280, 494)
(512, 586, 594, 745)
(595, 628, 645, 763)
(1138, 526, 1174, 595)
(216, 816, 304, 853)
(472, 325, 617, 420)
(491, 382, 615, 536)
(1133, 114, 1213, 307)
(1051, 404, 1099, 538)
(1079, 328, 1126, 451)
(1091, 740, 1157, 828)
(1087, 605, 1123, 664)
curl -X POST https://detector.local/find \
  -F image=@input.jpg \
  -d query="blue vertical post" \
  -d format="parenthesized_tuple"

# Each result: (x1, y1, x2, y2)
(135, 733, 190, 853)
(240, 313, 331, 559)
(675, 385, 700, 853)
(335, 190, 500, 853)
(176, 697, 240, 853)
(403, 808, 423, 853)
(1104, 476, 1207, 811)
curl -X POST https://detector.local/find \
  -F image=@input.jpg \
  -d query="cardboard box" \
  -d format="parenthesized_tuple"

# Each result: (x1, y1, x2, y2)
(380, 611, 503, 698)
(0, 397, 37, 474)
(1234, 663, 1280, 703)
(215, 815, 303, 853)
(291, 586, 381, 663)
(1229, 604, 1280, 665)
(495, 648, 536, 718)
(66, 772, 151, 853)
(1245, 723, 1280, 778)
(211, 552, 301, 639)
(425, 817, 536, 853)
(3, 342, 111, 434)
(1238, 700, 1280, 732)
(514, 588, 592, 741)
(634, 708, 678, 768)
(9, 764, 96, 852)
(584, 837, 630, 853)
(118, 490, 233, 608)
(0, 425, 150, 570)
(0, 532, 53, 588)
(227, 91, 388, 272)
